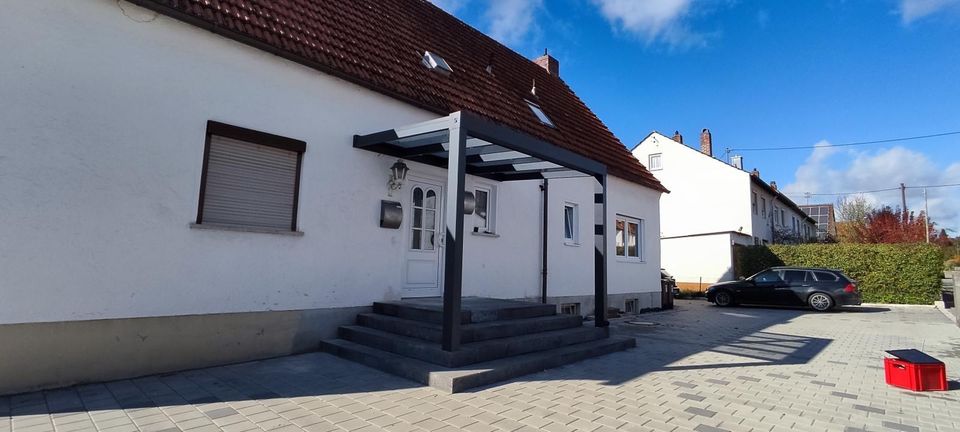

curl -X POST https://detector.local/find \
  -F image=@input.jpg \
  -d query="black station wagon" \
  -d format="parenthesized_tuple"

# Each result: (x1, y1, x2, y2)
(706, 267, 861, 311)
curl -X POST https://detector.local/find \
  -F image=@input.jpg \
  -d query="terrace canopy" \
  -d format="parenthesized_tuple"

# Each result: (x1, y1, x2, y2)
(354, 111, 610, 351)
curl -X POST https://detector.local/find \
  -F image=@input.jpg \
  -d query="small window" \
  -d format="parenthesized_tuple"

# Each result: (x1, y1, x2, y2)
(473, 186, 496, 234)
(761, 198, 767, 218)
(648, 153, 662, 171)
(197, 121, 305, 231)
(559, 303, 581, 316)
(526, 100, 555, 127)
(752, 192, 758, 215)
(563, 203, 579, 243)
(624, 299, 639, 313)
(615, 215, 642, 260)
(421, 51, 452, 74)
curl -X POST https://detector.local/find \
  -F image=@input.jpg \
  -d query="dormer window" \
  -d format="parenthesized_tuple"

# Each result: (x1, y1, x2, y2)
(422, 51, 452, 75)
(526, 100, 555, 127)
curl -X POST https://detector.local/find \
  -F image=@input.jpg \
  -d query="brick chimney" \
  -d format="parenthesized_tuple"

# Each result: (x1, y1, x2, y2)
(770, 181, 778, 191)
(699, 128, 713, 156)
(534, 49, 559, 76)
(751, 168, 760, 177)
(672, 131, 683, 144)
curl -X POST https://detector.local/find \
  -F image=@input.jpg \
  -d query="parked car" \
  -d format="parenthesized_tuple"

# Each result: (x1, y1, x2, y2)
(661, 269, 679, 297)
(705, 267, 861, 311)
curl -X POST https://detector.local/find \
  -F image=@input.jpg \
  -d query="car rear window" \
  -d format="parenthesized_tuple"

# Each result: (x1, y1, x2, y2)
(814, 271, 839, 281)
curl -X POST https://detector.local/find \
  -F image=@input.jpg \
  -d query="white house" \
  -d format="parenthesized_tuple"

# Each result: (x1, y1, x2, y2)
(0, 0, 667, 394)
(632, 130, 815, 291)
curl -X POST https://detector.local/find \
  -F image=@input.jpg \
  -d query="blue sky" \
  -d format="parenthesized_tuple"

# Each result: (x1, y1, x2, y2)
(432, 0, 960, 233)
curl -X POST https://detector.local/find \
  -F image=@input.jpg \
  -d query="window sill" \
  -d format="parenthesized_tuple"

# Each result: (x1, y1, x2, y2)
(471, 231, 500, 238)
(190, 223, 304, 236)
(563, 240, 581, 247)
(615, 257, 645, 264)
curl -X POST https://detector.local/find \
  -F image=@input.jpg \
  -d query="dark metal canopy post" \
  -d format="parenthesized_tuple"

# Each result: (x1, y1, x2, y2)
(593, 175, 608, 327)
(441, 114, 467, 351)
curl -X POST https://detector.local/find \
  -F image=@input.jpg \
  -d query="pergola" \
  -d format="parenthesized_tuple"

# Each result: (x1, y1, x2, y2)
(354, 111, 610, 351)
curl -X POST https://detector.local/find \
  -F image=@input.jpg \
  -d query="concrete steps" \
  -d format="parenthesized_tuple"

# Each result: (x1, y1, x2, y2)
(355, 312, 583, 343)
(320, 335, 636, 393)
(319, 297, 635, 392)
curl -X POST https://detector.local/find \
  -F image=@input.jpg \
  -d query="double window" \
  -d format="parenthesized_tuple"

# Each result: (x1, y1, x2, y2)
(648, 153, 662, 171)
(196, 121, 305, 232)
(615, 215, 642, 260)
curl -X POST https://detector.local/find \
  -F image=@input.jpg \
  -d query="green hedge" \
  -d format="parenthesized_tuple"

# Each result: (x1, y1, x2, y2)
(733, 244, 943, 304)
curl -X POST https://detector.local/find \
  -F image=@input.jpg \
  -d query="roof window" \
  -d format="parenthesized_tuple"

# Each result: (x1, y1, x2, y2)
(422, 51, 452, 75)
(526, 100, 555, 127)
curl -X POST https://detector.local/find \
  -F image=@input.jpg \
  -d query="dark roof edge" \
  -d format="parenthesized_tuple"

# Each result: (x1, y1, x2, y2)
(661, 230, 753, 240)
(750, 176, 816, 224)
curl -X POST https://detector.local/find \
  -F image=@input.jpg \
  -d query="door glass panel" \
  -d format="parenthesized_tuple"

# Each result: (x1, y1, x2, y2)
(783, 270, 806, 283)
(627, 222, 639, 257)
(413, 209, 423, 229)
(753, 270, 783, 283)
(425, 231, 435, 250)
(411, 229, 421, 249)
(424, 190, 436, 209)
(615, 219, 625, 256)
(413, 187, 423, 207)
(424, 210, 435, 229)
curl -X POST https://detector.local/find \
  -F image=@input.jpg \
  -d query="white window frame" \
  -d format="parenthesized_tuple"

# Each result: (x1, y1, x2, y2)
(471, 184, 497, 235)
(615, 214, 643, 262)
(648, 153, 662, 171)
(563, 202, 579, 245)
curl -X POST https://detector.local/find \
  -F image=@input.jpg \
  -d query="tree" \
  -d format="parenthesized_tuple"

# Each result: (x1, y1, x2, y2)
(835, 195, 873, 243)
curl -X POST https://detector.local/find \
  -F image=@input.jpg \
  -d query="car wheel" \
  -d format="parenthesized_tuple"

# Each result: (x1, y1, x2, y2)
(808, 293, 833, 312)
(714, 291, 734, 307)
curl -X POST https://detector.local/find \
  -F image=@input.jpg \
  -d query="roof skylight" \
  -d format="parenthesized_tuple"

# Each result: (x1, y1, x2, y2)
(422, 51, 452, 75)
(526, 100, 555, 127)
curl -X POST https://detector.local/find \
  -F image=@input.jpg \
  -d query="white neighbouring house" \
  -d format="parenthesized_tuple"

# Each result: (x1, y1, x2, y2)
(0, 0, 667, 394)
(632, 130, 816, 291)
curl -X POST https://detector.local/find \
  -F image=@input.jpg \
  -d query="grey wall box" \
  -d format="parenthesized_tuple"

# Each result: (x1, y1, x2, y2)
(380, 200, 403, 229)
(463, 191, 476, 215)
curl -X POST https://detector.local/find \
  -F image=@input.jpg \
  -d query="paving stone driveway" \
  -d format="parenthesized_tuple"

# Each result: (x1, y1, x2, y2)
(3, 300, 959, 432)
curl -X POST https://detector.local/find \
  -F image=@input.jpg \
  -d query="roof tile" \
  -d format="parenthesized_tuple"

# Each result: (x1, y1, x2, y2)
(134, 0, 666, 191)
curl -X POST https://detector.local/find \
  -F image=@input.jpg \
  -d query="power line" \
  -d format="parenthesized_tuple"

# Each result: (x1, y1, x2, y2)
(728, 130, 960, 152)
(785, 182, 960, 198)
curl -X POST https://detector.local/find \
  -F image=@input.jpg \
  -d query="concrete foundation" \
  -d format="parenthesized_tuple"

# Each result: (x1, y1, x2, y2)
(0, 306, 366, 396)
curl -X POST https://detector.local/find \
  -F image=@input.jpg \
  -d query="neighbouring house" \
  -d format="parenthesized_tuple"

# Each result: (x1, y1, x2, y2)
(800, 203, 838, 240)
(631, 130, 815, 291)
(0, 0, 667, 394)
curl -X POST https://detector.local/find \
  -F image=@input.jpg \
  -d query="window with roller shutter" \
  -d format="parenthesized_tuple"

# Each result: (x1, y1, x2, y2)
(196, 121, 305, 232)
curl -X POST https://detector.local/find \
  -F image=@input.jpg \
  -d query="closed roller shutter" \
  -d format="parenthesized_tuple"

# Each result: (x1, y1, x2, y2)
(201, 135, 298, 230)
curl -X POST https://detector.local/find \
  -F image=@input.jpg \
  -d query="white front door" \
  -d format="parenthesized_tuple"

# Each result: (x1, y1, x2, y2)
(403, 179, 444, 297)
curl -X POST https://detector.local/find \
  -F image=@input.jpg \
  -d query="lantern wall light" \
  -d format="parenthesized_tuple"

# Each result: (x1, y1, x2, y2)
(387, 159, 409, 196)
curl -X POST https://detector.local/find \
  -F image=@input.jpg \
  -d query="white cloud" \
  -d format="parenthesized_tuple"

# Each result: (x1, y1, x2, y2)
(899, 0, 960, 24)
(783, 144, 960, 233)
(591, 0, 706, 48)
(430, 0, 469, 13)
(484, 0, 544, 46)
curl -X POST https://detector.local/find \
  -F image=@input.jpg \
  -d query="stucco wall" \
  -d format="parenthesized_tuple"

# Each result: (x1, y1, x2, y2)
(0, 0, 661, 325)
(631, 134, 752, 238)
(661, 233, 736, 285)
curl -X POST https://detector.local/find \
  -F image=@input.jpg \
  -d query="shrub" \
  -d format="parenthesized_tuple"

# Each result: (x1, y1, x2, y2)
(733, 243, 942, 304)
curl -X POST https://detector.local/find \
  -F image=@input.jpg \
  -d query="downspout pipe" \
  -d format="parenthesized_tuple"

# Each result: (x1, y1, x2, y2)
(540, 179, 549, 303)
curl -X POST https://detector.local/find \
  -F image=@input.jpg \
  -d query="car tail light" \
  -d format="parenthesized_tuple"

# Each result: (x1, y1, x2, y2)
(844, 283, 857, 293)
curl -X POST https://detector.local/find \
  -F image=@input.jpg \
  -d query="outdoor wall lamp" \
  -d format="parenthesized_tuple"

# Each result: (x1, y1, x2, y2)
(387, 159, 409, 196)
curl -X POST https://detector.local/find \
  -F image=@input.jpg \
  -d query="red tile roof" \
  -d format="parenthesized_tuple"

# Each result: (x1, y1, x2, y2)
(131, 0, 667, 192)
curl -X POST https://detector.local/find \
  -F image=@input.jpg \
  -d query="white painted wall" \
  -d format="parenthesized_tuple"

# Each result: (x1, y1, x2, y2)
(606, 176, 662, 295)
(661, 233, 737, 285)
(631, 133, 753, 238)
(0, 0, 661, 324)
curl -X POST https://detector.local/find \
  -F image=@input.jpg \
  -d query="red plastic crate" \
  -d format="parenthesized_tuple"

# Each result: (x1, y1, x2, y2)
(884, 351, 948, 392)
